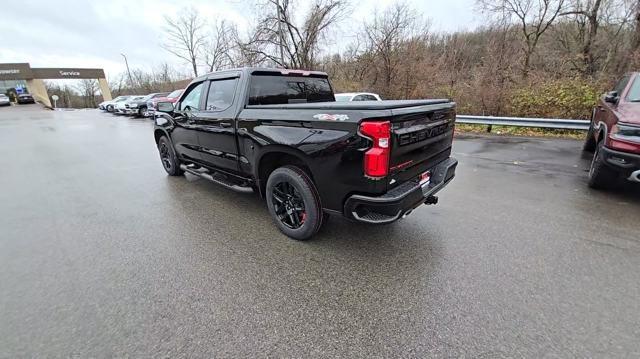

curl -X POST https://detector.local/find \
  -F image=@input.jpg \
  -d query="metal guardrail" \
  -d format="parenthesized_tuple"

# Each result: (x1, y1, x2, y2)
(456, 115, 590, 131)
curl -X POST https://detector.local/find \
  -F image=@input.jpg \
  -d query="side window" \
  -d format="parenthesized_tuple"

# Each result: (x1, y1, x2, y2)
(613, 75, 631, 95)
(205, 78, 237, 111)
(179, 82, 204, 111)
(363, 95, 377, 101)
(626, 78, 640, 102)
(352, 95, 364, 101)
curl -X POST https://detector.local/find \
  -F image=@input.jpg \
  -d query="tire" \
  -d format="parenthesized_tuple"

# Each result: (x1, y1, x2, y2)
(588, 140, 618, 189)
(266, 165, 324, 240)
(157, 136, 183, 176)
(138, 107, 146, 117)
(583, 109, 597, 152)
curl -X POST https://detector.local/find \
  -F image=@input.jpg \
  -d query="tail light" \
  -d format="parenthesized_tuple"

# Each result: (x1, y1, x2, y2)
(360, 120, 391, 178)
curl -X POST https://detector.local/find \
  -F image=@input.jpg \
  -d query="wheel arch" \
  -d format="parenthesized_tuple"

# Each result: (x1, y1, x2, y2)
(255, 146, 315, 198)
(154, 128, 171, 145)
(594, 121, 608, 144)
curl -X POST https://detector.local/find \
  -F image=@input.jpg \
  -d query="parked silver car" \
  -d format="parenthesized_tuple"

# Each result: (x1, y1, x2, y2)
(0, 94, 10, 107)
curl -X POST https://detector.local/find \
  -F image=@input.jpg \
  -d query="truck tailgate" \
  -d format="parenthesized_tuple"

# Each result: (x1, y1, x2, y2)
(387, 102, 456, 187)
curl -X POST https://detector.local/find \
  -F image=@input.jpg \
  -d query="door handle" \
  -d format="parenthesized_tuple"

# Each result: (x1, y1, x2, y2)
(220, 122, 232, 128)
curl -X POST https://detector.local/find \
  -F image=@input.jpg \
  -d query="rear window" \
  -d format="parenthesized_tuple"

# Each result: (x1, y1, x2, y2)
(248, 74, 334, 105)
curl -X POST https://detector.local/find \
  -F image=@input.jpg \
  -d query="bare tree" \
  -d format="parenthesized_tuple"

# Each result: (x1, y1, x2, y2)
(362, 2, 428, 97)
(238, 0, 347, 69)
(204, 19, 237, 72)
(76, 79, 99, 108)
(630, 0, 640, 50)
(558, 0, 609, 76)
(478, 0, 566, 78)
(163, 7, 207, 77)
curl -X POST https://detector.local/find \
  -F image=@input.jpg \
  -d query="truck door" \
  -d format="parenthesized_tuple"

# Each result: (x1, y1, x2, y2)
(171, 81, 206, 163)
(194, 76, 241, 174)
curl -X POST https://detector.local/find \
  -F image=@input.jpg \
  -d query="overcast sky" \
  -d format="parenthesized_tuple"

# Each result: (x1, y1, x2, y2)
(0, 0, 479, 80)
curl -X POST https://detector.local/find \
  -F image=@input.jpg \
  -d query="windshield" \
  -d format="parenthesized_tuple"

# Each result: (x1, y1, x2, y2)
(626, 78, 640, 102)
(168, 90, 183, 98)
(334, 95, 351, 102)
(115, 96, 130, 102)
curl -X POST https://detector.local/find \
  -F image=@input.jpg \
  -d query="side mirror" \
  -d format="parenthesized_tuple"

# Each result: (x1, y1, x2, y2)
(157, 101, 174, 113)
(604, 91, 619, 104)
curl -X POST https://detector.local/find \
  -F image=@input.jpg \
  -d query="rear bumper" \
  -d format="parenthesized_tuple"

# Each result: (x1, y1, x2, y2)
(602, 147, 640, 181)
(344, 157, 458, 224)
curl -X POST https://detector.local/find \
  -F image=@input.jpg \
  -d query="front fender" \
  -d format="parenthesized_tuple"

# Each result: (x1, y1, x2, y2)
(153, 113, 176, 146)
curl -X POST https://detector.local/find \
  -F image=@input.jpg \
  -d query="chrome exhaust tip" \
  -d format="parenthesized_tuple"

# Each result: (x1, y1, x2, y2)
(629, 170, 640, 183)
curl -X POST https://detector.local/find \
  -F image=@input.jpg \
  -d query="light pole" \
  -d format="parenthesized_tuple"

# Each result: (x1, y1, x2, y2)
(120, 53, 134, 91)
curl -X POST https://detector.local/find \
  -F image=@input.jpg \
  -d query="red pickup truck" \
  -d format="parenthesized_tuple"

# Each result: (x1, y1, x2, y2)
(584, 73, 640, 189)
(146, 89, 184, 117)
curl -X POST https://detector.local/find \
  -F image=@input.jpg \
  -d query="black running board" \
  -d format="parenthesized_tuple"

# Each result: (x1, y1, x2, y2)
(179, 164, 254, 194)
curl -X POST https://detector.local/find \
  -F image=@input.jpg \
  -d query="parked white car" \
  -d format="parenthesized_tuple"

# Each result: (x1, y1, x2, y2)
(99, 96, 132, 112)
(0, 94, 10, 107)
(334, 92, 382, 102)
(115, 96, 145, 115)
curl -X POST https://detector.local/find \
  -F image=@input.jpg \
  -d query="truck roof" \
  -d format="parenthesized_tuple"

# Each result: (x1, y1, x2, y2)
(193, 67, 329, 82)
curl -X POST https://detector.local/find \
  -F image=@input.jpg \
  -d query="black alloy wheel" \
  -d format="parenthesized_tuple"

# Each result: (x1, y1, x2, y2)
(157, 136, 183, 176)
(265, 166, 323, 240)
(159, 142, 172, 171)
(272, 181, 307, 229)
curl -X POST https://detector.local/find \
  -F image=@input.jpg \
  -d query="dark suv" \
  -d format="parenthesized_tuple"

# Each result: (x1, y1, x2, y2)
(584, 72, 640, 188)
(17, 93, 35, 104)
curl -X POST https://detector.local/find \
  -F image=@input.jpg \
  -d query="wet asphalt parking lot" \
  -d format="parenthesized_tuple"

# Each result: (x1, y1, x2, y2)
(1, 105, 639, 357)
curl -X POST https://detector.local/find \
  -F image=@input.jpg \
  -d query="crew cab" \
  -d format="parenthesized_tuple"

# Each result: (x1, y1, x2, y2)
(584, 72, 640, 189)
(153, 68, 458, 240)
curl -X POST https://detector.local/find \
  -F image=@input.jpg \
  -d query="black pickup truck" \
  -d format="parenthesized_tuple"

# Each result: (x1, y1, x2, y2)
(154, 68, 458, 240)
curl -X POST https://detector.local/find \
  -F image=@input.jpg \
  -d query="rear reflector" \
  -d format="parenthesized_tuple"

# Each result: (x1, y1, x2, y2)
(420, 171, 431, 185)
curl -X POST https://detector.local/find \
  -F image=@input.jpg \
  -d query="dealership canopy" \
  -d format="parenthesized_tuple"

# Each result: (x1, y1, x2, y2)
(0, 63, 112, 107)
